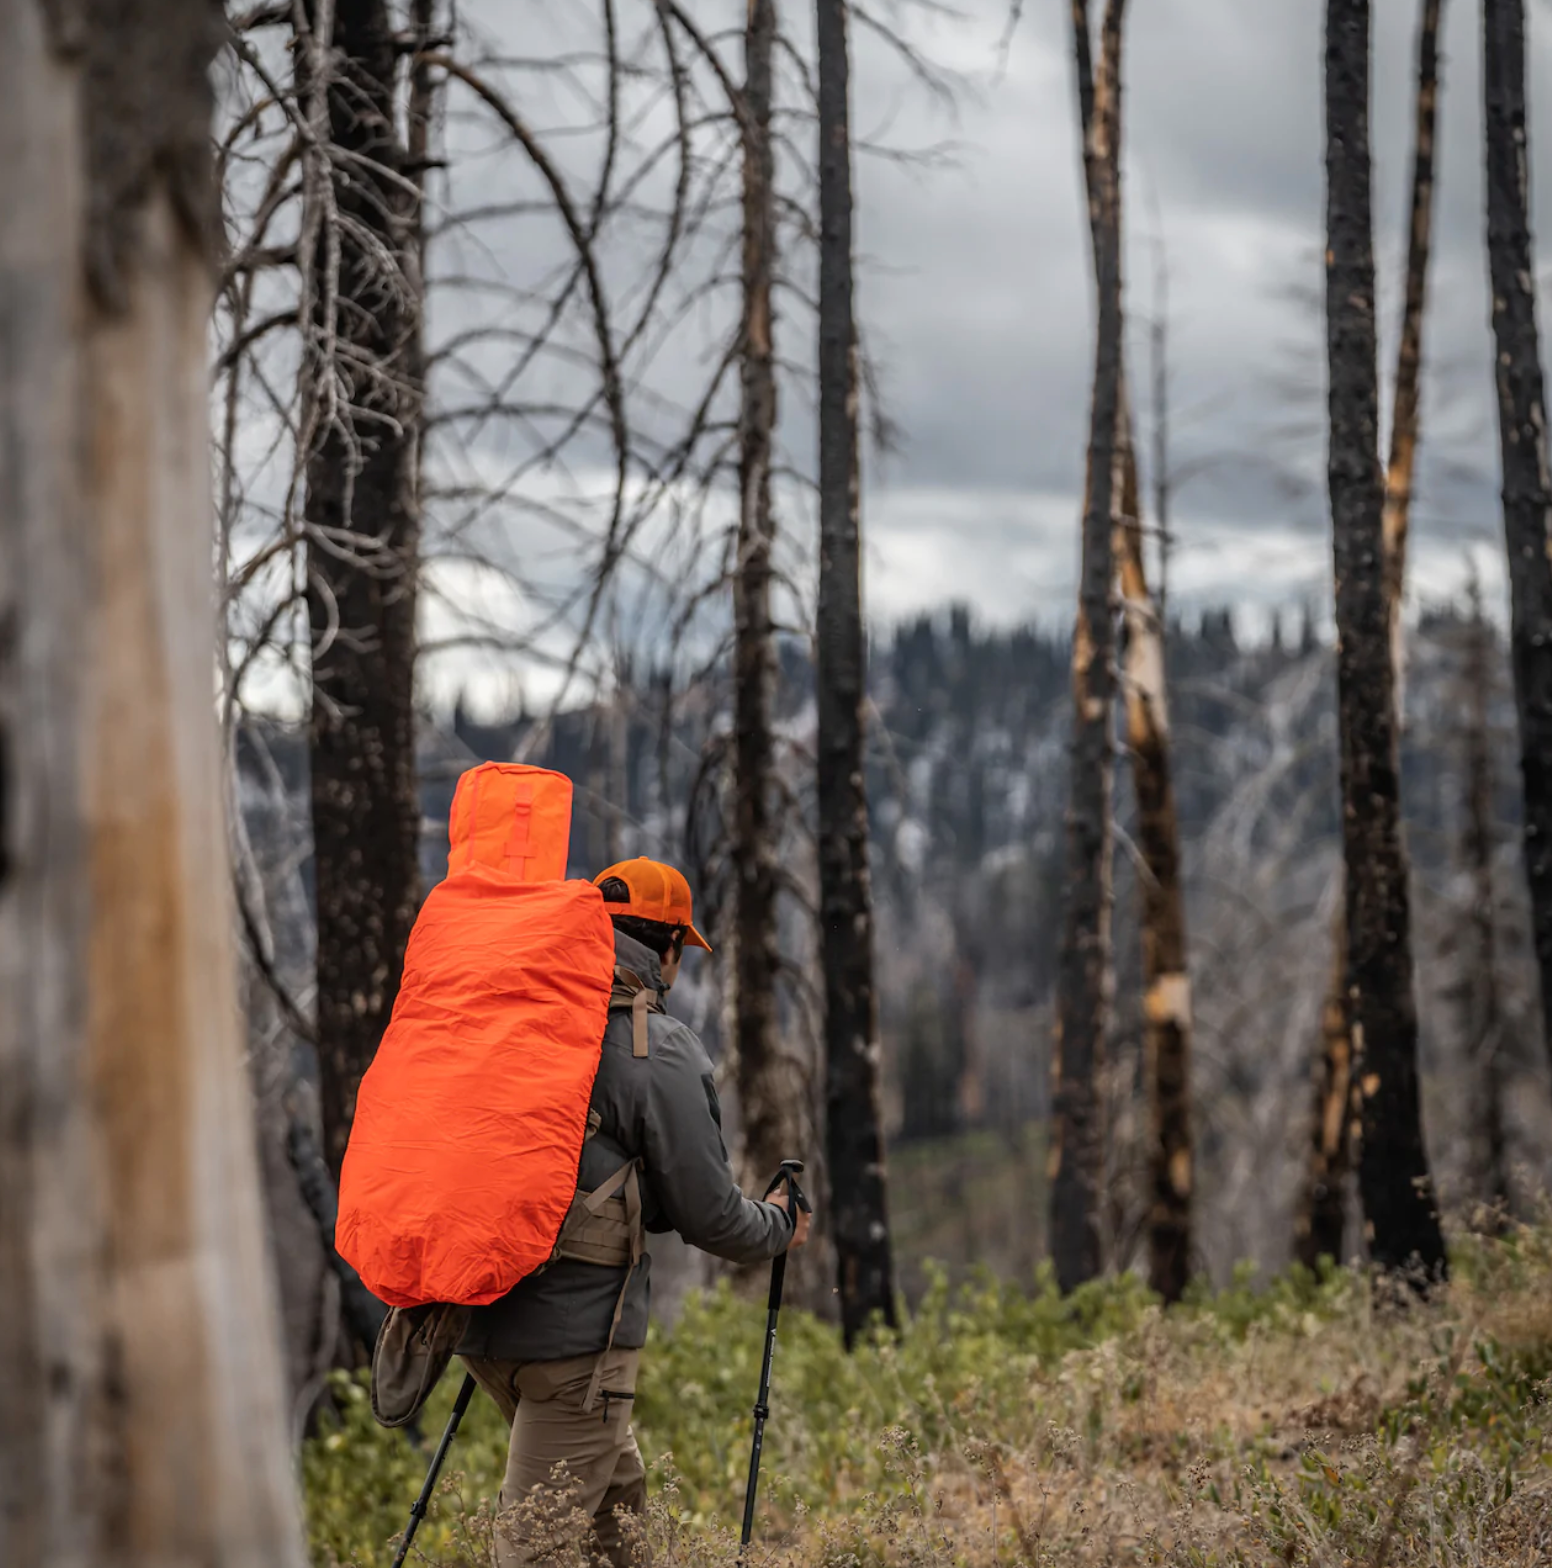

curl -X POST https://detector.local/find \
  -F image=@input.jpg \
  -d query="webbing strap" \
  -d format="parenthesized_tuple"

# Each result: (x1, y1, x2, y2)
(583, 1159, 645, 1414)
(608, 966, 663, 1058)
(502, 775, 535, 876)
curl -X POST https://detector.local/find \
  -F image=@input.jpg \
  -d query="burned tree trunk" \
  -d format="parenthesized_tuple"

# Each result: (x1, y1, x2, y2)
(816, 0, 897, 1344)
(301, 0, 425, 1175)
(1483, 0, 1552, 1068)
(1051, 0, 1126, 1295)
(1297, 0, 1442, 1271)
(1460, 579, 1510, 1213)
(1070, 0, 1194, 1304)
(733, 0, 804, 1193)
(1115, 453, 1194, 1304)
(1324, 0, 1446, 1281)
(0, 2, 303, 1558)
(1381, 0, 1442, 673)
(1295, 933, 1356, 1270)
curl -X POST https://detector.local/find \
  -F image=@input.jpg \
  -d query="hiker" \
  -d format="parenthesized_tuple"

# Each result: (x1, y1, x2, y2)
(455, 856, 813, 1568)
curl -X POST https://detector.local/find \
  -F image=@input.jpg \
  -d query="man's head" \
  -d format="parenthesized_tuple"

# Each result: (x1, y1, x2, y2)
(593, 858, 711, 990)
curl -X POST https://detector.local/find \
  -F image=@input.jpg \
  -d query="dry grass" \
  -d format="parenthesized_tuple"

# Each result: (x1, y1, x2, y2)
(313, 1220, 1552, 1568)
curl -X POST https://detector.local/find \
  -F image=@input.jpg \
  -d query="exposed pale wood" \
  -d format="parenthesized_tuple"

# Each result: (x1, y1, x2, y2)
(0, 3, 305, 1559)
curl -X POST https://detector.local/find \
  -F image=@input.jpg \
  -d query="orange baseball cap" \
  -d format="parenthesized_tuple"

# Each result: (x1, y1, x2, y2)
(593, 858, 712, 951)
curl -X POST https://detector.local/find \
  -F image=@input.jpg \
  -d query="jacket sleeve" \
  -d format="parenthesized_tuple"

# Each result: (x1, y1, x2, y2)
(639, 1020, 794, 1264)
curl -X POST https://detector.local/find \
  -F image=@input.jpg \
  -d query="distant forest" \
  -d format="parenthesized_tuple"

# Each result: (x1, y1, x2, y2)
(238, 598, 1549, 1296)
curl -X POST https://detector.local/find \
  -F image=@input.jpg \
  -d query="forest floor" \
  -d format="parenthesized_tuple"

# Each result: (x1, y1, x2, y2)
(305, 1216, 1552, 1567)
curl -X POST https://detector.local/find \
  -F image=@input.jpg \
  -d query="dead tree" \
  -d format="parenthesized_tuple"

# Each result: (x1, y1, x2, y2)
(734, 0, 804, 1193)
(1051, 0, 1127, 1295)
(0, 2, 303, 1558)
(1483, 0, 1552, 1069)
(1323, 0, 1446, 1281)
(816, 0, 897, 1343)
(1297, 0, 1443, 1272)
(298, 0, 426, 1175)
(1295, 935, 1356, 1270)
(1069, 6, 1196, 1303)
(1459, 576, 1510, 1213)
(1116, 447, 1195, 1303)
(1381, 0, 1443, 676)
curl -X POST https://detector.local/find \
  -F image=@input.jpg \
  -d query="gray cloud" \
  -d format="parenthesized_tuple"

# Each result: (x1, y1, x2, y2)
(418, 0, 1552, 666)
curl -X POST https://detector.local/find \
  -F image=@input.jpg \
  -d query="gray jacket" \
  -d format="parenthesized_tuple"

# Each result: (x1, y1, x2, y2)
(458, 930, 792, 1362)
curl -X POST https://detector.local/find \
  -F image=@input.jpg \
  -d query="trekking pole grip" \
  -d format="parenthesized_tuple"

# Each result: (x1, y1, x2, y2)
(765, 1158, 811, 1218)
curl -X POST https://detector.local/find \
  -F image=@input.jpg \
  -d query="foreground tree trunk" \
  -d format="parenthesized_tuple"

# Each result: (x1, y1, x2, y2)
(1051, 0, 1126, 1295)
(302, 0, 426, 1176)
(1483, 0, 1552, 1068)
(1324, 0, 1446, 1281)
(0, 3, 304, 1559)
(1297, 0, 1443, 1271)
(816, 0, 897, 1342)
(734, 0, 805, 1194)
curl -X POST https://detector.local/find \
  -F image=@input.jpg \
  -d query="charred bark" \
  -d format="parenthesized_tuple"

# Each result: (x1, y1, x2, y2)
(1070, 0, 1194, 1305)
(302, 0, 425, 1176)
(1460, 581, 1510, 1214)
(733, 0, 803, 1193)
(1382, 0, 1442, 671)
(1483, 0, 1552, 1067)
(1324, 0, 1446, 1282)
(1300, 0, 1442, 1270)
(1295, 926, 1355, 1270)
(1051, 0, 1126, 1295)
(1116, 486, 1194, 1302)
(816, 0, 896, 1344)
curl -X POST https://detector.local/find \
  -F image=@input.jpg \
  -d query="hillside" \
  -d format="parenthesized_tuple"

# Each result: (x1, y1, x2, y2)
(237, 602, 1552, 1324)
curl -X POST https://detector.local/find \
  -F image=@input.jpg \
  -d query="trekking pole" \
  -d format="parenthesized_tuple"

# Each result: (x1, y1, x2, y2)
(740, 1159, 811, 1554)
(390, 1372, 477, 1568)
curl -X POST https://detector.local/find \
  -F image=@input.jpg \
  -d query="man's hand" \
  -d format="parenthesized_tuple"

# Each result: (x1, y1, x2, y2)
(767, 1187, 812, 1251)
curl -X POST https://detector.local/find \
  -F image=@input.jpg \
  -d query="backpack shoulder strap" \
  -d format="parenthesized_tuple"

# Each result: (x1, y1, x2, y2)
(608, 966, 664, 1058)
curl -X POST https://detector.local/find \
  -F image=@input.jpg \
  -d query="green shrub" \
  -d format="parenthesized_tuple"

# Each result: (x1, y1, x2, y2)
(301, 1229, 1552, 1567)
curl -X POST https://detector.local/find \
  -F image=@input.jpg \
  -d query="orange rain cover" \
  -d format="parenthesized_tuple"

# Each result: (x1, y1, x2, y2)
(336, 763, 617, 1308)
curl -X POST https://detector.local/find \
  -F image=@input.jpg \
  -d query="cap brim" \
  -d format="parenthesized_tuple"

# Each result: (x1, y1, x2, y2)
(685, 924, 713, 952)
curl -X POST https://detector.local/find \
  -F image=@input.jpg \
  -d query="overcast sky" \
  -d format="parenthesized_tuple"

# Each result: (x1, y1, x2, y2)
(843, 0, 1552, 632)
(403, 0, 1552, 713)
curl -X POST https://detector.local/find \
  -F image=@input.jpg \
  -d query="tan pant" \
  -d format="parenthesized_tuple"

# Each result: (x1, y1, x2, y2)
(462, 1348, 646, 1568)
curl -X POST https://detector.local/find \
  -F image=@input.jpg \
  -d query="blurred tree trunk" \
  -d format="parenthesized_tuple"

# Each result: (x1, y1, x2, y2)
(0, 2, 304, 1560)
(1324, 0, 1446, 1282)
(1460, 577, 1510, 1214)
(300, 0, 426, 1177)
(1296, 0, 1442, 1273)
(1070, 0, 1194, 1305)
(1051, 0, 1126, 1295)
(734, 0, 803, 1194)
(816, 0, 897, 1345)
(1483, 0, 1552, 1069)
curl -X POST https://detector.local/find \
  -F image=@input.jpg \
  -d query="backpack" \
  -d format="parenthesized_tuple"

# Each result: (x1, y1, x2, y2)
(336, 762, 619, 1309)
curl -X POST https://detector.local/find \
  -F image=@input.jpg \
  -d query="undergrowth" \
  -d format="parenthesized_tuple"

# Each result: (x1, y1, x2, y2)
(303, 1221, 1552, 1566)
